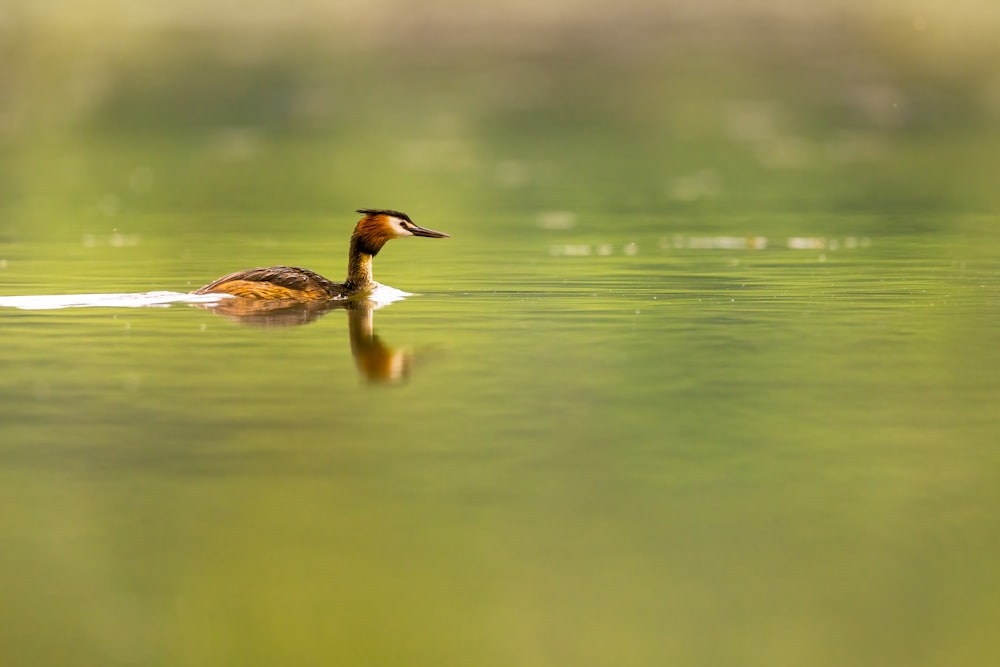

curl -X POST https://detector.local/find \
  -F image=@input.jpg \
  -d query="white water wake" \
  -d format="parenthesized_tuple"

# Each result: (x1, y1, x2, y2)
(0, 291, 231, 310)
(0, 285, 412, 311)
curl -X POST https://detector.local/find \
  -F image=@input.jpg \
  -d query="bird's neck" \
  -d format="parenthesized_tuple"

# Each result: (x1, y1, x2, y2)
(345, 236, 378, 290)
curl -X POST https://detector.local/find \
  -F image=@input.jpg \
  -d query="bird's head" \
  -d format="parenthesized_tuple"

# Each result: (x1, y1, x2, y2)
(352, 209, 450, 255)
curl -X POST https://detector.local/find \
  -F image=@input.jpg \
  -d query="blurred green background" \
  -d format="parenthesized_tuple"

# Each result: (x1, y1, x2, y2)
(2, 0, 999, 235)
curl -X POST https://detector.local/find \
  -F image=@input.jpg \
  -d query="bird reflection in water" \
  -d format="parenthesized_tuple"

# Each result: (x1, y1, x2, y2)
(197, 297, 414, 384)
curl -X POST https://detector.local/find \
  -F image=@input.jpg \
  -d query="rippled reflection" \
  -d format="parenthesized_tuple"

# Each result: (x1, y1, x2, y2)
(0, 290, 418, 384)
(197, 297, 414, 384)
(195, 297, 342, 327)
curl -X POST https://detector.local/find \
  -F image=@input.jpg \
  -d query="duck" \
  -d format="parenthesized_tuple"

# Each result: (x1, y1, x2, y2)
(193, 209, 449, 300)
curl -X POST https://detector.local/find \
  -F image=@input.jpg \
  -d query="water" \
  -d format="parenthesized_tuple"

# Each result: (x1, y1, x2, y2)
(3, 11, 1000, 665)
(3, 218, 999, 665)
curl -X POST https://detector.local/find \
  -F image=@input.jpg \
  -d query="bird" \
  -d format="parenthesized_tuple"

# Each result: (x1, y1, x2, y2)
(192, 209, 449, 300)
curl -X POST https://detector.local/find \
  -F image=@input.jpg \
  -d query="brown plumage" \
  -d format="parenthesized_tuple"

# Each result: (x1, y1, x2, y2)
(193, 209, 449, 300)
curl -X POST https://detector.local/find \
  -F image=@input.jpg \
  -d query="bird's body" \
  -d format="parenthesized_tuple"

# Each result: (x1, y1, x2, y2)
(193, 209, 448, 301)
(193, 265, 348, 300)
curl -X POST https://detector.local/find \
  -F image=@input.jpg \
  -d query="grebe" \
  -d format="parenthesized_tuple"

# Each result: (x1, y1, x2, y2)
(193, 209, 449, 300)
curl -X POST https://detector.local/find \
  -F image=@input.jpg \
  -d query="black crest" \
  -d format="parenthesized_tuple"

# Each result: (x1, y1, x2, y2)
(356, 208, 412, 222)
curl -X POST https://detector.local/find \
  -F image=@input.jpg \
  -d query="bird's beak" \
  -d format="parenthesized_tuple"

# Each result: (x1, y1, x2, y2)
(409, 225, 450, 238)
